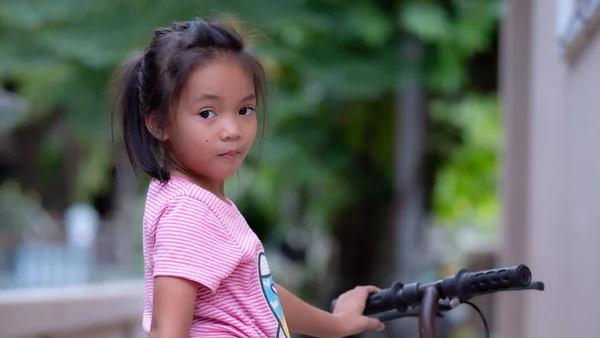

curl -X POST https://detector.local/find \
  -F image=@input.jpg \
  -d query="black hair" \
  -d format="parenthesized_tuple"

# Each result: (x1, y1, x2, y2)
(111, 17, 268, 183)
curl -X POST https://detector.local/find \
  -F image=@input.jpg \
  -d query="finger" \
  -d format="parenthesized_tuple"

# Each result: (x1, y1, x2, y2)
(362, 316, 385, 332)
(358, 285, 381, 294)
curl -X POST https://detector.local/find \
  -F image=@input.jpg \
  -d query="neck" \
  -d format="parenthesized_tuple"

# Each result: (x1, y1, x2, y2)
(170, 169, 228, 203)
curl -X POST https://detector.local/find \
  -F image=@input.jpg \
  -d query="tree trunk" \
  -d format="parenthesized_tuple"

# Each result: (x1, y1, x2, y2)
(329, 152, 393, 338)
(387, 33, 428, 338)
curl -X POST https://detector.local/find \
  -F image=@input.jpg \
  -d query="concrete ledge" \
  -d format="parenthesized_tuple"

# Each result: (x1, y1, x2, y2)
(0, 280, 145, 338)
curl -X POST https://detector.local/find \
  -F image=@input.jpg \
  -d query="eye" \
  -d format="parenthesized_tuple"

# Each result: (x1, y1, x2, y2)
(239, 107, 255, 116)
(199, 110, 216, 119)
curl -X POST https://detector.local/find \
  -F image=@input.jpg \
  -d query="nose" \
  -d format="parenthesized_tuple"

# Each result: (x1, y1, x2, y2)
(220, 116, 241, 141)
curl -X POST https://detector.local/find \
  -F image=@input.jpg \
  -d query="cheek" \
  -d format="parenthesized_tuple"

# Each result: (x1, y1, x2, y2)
(247, 117, 258, 135)
(168, 122, 210, 153)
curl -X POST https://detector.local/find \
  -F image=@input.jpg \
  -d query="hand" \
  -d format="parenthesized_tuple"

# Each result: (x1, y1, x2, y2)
(331, 285, 385, 337)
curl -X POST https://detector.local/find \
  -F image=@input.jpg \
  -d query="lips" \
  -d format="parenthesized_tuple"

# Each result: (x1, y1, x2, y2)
(220, 150, 239, 157)
(219, 150, 241, 160)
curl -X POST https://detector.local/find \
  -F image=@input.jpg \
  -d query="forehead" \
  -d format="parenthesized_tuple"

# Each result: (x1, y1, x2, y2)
(184, 56, 255, 100)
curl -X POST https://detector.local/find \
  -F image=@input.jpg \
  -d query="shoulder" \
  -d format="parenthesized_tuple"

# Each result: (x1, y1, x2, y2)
(146, 177, 224, 218)
(146, 178, 245, 242)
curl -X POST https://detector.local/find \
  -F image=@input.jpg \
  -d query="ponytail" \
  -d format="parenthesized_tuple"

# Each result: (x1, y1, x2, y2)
(111, 52, 169, 182)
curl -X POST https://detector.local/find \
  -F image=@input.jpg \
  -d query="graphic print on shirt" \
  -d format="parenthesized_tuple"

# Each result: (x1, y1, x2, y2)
(258, 251, 291, 338)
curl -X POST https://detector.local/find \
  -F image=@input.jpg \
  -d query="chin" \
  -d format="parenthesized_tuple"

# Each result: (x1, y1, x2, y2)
(213, 170, 239, 181)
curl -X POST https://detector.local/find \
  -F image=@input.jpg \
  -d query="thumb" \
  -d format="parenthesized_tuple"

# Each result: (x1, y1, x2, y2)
(361, 316, 385, 332)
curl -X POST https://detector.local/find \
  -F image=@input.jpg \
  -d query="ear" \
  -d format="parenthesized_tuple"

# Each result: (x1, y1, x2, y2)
(145, 111, 169, 141)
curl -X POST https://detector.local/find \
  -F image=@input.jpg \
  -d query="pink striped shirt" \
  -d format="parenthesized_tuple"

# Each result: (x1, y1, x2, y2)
(142, 177, 291, 337)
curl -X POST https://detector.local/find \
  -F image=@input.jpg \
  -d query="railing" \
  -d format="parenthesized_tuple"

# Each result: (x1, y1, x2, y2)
(0, 280, 145, 338)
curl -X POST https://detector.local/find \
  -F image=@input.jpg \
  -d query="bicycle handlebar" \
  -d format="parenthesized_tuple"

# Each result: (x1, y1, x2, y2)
(330, 264, 544, 338)
(330, 264, 543, 316)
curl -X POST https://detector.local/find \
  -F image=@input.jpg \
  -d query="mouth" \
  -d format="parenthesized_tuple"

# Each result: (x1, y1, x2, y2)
(219, 150, 241, 159)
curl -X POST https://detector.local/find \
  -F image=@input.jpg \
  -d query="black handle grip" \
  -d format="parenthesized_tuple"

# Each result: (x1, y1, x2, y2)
(330, 286, 397, 315)
(363, 288, 396, 315)
(453, 264, 531, 299)
(330, 290, 391, 314)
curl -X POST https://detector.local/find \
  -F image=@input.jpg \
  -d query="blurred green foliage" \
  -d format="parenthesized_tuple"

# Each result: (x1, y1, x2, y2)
(0, 0, 503, 279)
(431, 94, 502, 227)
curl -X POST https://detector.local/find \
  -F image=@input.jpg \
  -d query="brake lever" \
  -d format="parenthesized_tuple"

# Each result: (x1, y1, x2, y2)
(484, 281, 545, 294)
(509, 281, 545, 291)
(375, 309, 444, 322)
(461, 281, 545, 299)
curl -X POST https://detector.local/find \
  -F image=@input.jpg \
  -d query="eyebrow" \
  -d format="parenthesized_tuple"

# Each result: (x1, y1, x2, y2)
(195, 93, 256, 103)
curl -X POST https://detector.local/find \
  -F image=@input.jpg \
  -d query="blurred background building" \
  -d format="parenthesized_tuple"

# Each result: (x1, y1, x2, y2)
(498, 1, 600, 337)
(0, 0, 597, 337)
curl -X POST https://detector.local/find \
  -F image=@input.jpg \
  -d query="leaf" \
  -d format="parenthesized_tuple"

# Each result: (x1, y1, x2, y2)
(400, 3, 451, 42)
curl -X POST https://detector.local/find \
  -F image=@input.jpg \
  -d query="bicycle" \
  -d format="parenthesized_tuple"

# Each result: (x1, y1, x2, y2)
(331, 264, 545, 338)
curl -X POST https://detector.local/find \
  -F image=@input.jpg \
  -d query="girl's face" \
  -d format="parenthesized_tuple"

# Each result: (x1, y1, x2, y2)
(158, 56, 258, 184)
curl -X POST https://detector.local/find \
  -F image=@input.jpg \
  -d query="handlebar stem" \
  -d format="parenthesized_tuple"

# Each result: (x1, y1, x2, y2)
(418, 286, 439, 338)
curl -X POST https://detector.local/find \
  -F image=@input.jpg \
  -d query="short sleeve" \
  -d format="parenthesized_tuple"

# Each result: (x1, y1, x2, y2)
(152, 195, 243, 292)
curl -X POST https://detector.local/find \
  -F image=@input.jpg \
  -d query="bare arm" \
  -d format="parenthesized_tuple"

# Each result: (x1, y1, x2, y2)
(276, 283, 343, 337)
(276, 283, 384, 338)
(149, 276, 198, 338)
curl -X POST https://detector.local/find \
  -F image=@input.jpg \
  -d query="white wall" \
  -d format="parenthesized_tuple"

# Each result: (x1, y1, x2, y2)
(498, 0, 600, 337)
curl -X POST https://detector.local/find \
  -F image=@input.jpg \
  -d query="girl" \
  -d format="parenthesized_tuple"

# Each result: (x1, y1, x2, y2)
(112, 17, 385, 338)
